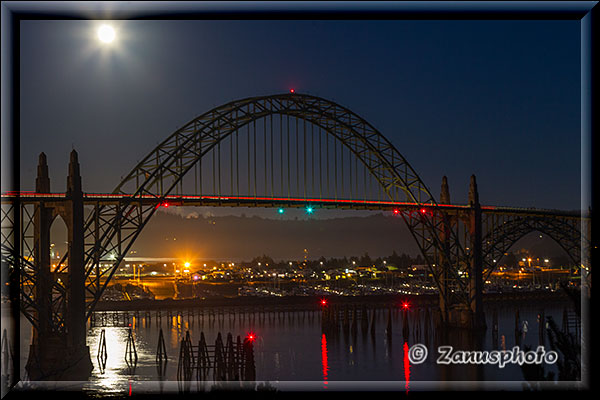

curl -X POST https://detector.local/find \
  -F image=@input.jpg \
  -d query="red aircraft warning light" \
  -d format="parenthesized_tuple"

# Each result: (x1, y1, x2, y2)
(290, 88, 295, 93)
(320, 299, 328, 306)
(393, 209, 400, 215)
(246, 332, 256, 341)
(401, 301, 411, 310)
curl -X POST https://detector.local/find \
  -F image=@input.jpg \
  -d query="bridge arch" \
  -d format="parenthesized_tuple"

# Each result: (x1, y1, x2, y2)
(482, 215, 583, 281)
(81, 93, 468, 315)
(115, 93, 435, 203)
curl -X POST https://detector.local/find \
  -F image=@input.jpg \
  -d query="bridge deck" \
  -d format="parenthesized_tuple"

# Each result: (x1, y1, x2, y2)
(1, 192, 584, 218)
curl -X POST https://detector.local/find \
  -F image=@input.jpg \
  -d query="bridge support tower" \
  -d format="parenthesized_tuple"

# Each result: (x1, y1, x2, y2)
(440, 175, 486, 331)
(25, 151, 93, 381)
(467, 175, 485, 330)
(437, 176, 451, 324)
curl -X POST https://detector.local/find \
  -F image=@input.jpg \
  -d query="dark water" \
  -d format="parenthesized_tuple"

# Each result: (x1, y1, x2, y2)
(12, 301, 570, 394)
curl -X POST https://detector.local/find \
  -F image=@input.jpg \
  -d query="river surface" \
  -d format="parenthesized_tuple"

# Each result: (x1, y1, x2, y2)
(8, 300, 575, 394)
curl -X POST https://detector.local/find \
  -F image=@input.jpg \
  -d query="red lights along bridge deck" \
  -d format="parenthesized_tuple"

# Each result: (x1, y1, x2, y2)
(1, 191, 583, 218)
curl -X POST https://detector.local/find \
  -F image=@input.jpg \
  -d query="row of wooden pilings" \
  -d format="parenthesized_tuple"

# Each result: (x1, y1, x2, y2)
(176, 331, 255, 383)
(320, 303, 433, 342)
(490, 308, 547, 349)
(95, 327, 138, 375)
(320, 303, 577, 349)
(94, 325, 256, 383)
(489, 307, 580, 349)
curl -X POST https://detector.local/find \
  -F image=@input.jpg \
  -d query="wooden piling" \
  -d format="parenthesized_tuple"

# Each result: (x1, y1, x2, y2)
(370, 307, 376, 337)
(197, 332, 211, 381)
(97, 329, 107, 373)
(361, 305, 369, 335)
(538, 310, 545, 345)
(386, 308, 392, 338)
(213, 332, 226, 381)
(514, 309, 522, 346)
(351, 306, 358, 337)
(225, 333, 236, 380)
(125, 328, 138, 367)
(423, 308, 431, 339)
(402, 309, 409, 339)
(242, 337, 256, 381)
(156, 328, 167, 363)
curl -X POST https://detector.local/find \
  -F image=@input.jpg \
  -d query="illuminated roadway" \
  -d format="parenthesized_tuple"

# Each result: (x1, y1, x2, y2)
(0, 191, 584, 218)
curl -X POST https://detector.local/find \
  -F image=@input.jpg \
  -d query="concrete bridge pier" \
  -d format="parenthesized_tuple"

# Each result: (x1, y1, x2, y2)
(25, 151, 93, 381)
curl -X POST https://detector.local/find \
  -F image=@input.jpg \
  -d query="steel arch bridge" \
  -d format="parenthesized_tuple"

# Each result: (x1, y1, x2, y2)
(1, 92, 591, 334)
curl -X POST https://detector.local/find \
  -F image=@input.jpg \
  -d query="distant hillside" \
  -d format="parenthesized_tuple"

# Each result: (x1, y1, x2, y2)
(132, 211, 420, 261)
(49, 209, 570, 263)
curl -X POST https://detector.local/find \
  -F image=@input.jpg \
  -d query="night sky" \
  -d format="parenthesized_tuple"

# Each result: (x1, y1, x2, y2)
(19, 19, 581, 212)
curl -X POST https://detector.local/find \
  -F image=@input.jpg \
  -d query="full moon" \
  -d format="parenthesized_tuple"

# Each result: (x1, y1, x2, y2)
(97, 24, 115, 43)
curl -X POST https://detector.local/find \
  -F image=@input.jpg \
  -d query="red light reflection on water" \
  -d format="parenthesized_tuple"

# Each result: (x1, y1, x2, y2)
(321, 333, 329, 387)
(403, 342, 411, 393)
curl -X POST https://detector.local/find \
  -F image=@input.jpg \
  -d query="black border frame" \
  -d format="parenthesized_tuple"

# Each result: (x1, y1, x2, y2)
(1, 1, 597, 397)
